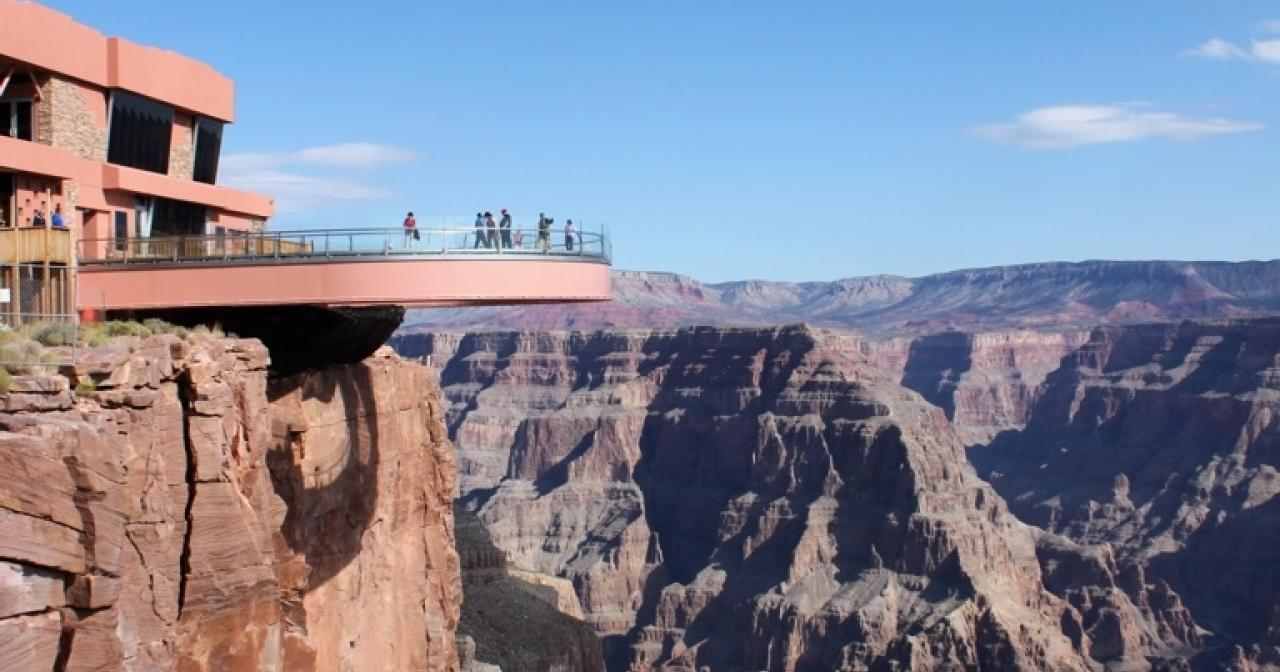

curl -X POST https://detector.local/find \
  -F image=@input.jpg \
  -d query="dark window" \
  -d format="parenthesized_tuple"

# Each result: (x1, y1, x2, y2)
(151, 198, 206, 237)
(114, 211, 128, 252)
(192, 118, 223, 184)
(0, 173, 12, 229)
(107, 90, 173, 174)
(0, 101, 33, 141)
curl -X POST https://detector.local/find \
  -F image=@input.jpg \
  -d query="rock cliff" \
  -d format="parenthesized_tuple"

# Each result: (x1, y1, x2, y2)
(0, 336, 460, 671)
(972, 319, 1280, 670)
(877, 330, 1091, 445)
(455, 507, 606, 672)
(398, 326, 1112, 670)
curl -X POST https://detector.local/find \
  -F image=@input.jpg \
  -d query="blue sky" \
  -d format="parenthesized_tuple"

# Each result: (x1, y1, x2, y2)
(48, 1, 1280, 282)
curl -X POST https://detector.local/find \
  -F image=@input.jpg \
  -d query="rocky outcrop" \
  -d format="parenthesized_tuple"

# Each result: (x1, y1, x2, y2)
(972, 319, 1280, 669)
(402, 326, 1112, 671)
(877, 329, 1090, 445)
(456, 507, 605, 672)
(0, 336, 459, 671)
(396, 327, 1090, 451)
(146, 305, 407, 375)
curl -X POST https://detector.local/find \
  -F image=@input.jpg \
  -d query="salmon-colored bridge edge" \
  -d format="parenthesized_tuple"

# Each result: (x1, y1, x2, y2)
(76, 258, 613, 310)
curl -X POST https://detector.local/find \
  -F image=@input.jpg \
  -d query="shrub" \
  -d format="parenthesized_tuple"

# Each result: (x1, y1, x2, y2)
(28, 321, 78, 347)
(191, 323, 226, 338)
(103, 320, 153, 338)
(81, 320, 159, 347)
(142, 318, 189, 339)
(0, 338, 44, 375)
(0, 368, 10, 394)
(74, 379, 97, 397)
(82, 327, 108, 348)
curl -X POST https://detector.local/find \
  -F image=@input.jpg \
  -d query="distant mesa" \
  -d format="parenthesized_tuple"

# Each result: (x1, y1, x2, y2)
(403, 260, 1280, 335)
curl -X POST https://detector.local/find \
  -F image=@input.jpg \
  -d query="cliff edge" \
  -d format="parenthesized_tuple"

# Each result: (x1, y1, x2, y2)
(0, 335, 460, 671)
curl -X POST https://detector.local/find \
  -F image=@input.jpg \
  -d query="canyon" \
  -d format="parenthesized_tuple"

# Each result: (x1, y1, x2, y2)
(0, 335, 459, 671)
(3, 260, 1278, 671)
(394, 319, 1280, 671)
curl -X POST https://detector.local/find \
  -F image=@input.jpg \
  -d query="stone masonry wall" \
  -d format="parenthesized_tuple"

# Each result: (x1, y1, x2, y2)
(168, 113, 195, 181)
(43, 75, 109, 163)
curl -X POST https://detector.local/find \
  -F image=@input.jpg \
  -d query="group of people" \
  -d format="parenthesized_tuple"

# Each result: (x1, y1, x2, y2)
(1, 201, 68, 230)
(399, 210, 579, 252)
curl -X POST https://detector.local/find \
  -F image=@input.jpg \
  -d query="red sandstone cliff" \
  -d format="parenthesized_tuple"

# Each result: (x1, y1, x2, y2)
(0, 336, 460, 671)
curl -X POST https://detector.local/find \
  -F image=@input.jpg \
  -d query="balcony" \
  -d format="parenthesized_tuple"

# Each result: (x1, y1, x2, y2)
(76, 226, 612, 311)
(0, 225, 71, 264)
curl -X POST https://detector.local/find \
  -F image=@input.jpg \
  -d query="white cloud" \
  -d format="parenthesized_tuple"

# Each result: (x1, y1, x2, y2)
(222, 142, 416, 173)
(1185, 37, 1249, 60)
(1185, 32, 1280, 63)
(222, 170, 391, 213)
(974, 104, 1262, 149)
(294, 143, 416, 167)
(221, 142, 415, 212)
(1254, 39, 1280, 63)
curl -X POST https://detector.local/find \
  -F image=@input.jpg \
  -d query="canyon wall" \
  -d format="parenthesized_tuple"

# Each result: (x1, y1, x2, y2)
(0, 336, 460, 671)
(455, 507, 606, 672)
(397, 327, 1122, 671)
(397, 321, 1280, 670)
(971, 319, 1280, 670)
(875, 329, 1090, 445)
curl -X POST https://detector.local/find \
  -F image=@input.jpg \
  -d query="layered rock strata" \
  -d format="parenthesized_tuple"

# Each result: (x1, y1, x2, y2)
(875, 329, 1090, 445)
(400, 326, 1112, 671)
(0, 337, 459, 671)
(456, 507, 606, 672)
(973, 319, 1280, 670)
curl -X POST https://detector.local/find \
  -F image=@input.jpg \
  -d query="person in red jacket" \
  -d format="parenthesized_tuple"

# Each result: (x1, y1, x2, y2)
(403, 211, 419, 246)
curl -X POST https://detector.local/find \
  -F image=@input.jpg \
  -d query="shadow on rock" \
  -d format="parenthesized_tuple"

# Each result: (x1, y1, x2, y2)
(265, 362, 380, 593)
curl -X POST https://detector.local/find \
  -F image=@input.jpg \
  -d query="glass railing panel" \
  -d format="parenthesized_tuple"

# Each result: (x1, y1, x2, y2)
(76, 227, 610, 266)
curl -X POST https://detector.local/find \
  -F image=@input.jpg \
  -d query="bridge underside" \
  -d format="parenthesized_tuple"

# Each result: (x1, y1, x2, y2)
(82, 256, 611, 374)
(77, 257, 611, 311)
(129, 304, 407, 375)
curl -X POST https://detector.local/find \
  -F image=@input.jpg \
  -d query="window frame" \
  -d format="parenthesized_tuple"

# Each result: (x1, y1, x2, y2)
(191, 116, 224, 184)
(0, 98, 34, 140)
(105, 89, 174, 175)
(113, 211, 128, 253)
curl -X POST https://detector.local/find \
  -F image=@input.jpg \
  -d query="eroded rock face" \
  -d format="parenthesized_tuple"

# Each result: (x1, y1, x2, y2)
(455, 507, 606, 672)
(0, 337, 459, 671)
(973, 319, 1280, 670)
(879, 330, 1090, 445)
(405, 327, 1104, 671)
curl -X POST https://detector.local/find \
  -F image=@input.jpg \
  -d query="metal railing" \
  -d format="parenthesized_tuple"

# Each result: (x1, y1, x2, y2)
(77, 226, 611, 267)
